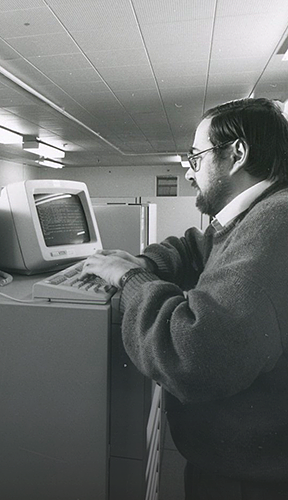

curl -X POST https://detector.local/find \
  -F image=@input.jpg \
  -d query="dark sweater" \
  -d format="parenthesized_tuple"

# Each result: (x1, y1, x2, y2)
(119, 185, 288, 480)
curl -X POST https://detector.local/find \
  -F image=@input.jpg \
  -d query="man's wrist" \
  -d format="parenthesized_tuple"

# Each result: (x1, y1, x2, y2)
(119, 267, 145, 288)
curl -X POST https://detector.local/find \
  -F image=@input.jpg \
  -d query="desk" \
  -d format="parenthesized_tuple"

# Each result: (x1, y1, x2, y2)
(0, 275, 161, 500)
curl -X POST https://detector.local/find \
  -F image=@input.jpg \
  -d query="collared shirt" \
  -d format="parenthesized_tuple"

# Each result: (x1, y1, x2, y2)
(213, 179, 275, 229)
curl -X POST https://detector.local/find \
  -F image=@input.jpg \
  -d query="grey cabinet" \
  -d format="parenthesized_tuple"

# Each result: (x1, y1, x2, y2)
(0, 276, 160, 500)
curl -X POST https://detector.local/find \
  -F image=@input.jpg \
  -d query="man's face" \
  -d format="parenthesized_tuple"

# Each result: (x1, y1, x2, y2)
(186, 117, 233, 216)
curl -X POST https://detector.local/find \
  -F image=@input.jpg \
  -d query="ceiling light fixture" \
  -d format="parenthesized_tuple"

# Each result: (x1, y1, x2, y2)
(36, 159, 65, 169)
(0, 126, 23, 144)
(23, 137, 65, 159)
(180, 155, 190, 169)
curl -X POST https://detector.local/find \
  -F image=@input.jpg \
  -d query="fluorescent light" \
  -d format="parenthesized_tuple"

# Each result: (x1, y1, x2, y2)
(180, 155, 190, 168)
(23, 139, 65, 159)
(0, 127, 22, 144)
(37, 159, 65, 169)
(181, 160, 190, 169)
(282, 49, 288, 61)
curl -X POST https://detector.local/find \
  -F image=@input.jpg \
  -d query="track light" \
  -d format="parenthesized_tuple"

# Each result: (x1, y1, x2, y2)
(180, 155, 190, 168)
(0, 126, 23, 144)
(23, 137, 65, 159)
(37, 159, 65, 169)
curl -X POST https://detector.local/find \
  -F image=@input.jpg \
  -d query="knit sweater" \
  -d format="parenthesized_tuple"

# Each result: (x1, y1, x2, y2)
(119, 184, 288, 480)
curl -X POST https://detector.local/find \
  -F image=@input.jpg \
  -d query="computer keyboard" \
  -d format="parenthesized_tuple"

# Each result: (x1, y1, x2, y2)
(32, 260, 117, 304)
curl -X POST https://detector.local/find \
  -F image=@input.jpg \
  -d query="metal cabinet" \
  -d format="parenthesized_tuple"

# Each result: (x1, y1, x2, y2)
(0, 277, 160, 500)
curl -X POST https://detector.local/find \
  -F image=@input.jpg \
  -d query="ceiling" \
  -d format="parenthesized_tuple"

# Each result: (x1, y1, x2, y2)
(0, 0, 288, 169)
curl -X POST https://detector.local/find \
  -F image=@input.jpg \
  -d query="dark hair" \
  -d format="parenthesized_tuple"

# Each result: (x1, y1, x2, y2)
(202, 98, 288, 182)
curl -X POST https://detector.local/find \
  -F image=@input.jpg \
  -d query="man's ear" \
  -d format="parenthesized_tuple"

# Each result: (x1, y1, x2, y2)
(229, 139, 249, 176)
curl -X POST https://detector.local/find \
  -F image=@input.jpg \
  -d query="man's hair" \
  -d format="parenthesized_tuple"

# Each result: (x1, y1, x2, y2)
(202, 97, 288, 182)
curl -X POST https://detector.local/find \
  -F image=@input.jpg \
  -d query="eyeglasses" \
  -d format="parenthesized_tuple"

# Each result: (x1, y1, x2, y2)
(187, 140, 233, 172)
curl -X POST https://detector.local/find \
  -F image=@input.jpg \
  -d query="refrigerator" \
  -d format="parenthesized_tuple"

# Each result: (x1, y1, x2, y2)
(92, 203, 157, 255)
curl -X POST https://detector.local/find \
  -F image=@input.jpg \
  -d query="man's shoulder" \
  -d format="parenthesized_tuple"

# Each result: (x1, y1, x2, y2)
(237, 186, 288, 234)
(252, 185, 288, 213)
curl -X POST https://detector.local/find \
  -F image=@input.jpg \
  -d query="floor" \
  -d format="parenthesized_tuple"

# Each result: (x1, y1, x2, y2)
(159, 413, 186, 500)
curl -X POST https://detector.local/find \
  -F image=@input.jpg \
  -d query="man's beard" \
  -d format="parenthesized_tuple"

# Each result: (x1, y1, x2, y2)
(194, 172, 232, 217)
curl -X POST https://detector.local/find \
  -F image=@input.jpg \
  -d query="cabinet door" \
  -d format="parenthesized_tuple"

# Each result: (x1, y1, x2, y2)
(0, 303, 110, 500)
(109, 323, 150, 459)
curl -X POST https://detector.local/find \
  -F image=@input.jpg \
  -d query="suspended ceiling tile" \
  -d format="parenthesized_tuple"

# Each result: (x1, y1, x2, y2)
(213, 15, 286, 60)
(132, 0, 215, 24)
(253, 82, 288, 101)
(0, 39, 21, 61)
(71, 91, 123, 111)
(154, 61, 208, 80)
(27, 53, 92, 73)
(0, 91, 30, 107)
(0, 0, 43, 11)
(70, 25, 143, 52)
(160, 87, 204, 106)
(142, 21, 213, 63)
(1, 57, 55, 86)
(143, 140, 176, 152)
(108, 77, 156, 92)
(86, 48, 149, 69)
(47, 0, 137, 33)
(3, 103, 53, 121)
(259, 56, 288, 75)
(209, 57, 264, 74)
(157, 74, 207, 89)
(5, 32, 79, 58)
(97, 64, 154, 82)
(206, 83, 253, 95)
(216, 0, 288, 17)
(54, 80, 109, 97)
(0, 6, 62, 39)
(133, 111, 170, 125)
(47, 68, 104, 86)
(209, 71, 260, 85)
(113, 89, 164, 113)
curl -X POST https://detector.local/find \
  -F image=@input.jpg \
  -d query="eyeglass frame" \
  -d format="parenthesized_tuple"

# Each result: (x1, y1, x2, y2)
(187, 140, 234, 172)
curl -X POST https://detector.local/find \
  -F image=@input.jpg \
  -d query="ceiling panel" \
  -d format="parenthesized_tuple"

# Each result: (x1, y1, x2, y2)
(5, 32, 79, 57)
(0, 6, 62, 38)
(47, 0, 138, 32)
(0, 0, 287, 169)
(132, 0, 216, 24)
(0, 0, 43, 11)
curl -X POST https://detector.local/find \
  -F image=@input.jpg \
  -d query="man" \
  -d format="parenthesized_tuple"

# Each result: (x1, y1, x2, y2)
(81, 98, 288, 499)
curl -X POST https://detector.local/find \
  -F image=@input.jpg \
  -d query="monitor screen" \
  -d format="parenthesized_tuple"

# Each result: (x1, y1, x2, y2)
(0, 179, 102, 275)
(34, 193, 90, 247)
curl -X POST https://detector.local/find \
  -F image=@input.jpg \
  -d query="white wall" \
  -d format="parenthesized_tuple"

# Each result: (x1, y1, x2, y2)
(142, 196, 208, 241)
(37, 164, 193, 198)
(0, 160, 206, 244)
(0, 160, 40, 188)
(0, 160, 193, 198)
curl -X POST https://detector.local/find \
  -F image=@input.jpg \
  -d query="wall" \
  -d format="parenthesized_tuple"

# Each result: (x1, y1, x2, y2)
(37, 164, 193, 198)
(0, 160, 40, 188)
(141, 196, 208, 241)
(0, 160, 205, 243)
(0, 160, 193, 198)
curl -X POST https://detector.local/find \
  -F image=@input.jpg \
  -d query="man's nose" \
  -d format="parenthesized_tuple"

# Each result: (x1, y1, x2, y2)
(184, 166, 195, 182)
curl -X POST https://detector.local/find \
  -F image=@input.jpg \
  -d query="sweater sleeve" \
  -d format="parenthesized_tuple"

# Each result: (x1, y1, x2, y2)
(119, 211, 285, 404)
(142, 226, 205, 289)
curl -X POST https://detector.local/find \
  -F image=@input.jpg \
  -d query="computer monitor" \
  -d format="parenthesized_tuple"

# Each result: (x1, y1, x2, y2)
(0, 179, 102, 275)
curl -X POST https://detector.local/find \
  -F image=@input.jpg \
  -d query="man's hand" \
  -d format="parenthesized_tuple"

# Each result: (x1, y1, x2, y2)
(80, 249, 147, 288)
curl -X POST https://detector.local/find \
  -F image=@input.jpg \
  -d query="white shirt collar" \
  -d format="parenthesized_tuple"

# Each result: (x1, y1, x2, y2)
(215, 179, 275, 228)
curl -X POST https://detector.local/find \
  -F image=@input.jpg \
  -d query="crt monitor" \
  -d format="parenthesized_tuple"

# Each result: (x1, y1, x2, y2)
(0, 179, 102, 275)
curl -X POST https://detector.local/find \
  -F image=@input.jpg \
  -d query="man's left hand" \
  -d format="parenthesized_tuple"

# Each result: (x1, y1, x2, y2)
(80, 249, 142, 288)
